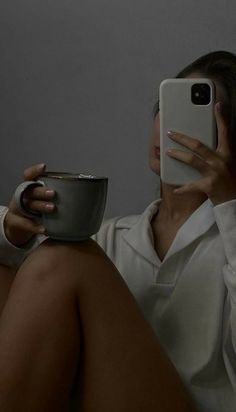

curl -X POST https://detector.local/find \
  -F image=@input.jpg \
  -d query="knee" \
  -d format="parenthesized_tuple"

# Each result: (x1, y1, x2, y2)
(19, 238, 107, 285)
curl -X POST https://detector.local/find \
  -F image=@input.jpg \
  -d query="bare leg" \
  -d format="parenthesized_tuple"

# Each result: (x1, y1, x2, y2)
(0, 239, 196, 411)
(0, 255, 80, 411)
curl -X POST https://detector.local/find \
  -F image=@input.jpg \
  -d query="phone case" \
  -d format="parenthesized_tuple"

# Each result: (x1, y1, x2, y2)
(160, 78, 216, 185)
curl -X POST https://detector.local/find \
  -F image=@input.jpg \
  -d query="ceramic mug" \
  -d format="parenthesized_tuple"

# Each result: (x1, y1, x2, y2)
(14, 172, 108, 241)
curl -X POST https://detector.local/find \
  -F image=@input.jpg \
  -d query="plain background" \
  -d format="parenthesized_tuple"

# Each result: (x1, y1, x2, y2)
(0, 0, 236, 218)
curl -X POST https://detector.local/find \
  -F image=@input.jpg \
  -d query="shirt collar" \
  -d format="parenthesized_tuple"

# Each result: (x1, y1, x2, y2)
(122, 200, 161, 266)
(164, 199, 215, 261)
(122, 199, 216, 266)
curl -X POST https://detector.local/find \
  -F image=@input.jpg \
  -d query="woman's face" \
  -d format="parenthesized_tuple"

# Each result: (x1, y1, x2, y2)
(148, 73, 227, 177)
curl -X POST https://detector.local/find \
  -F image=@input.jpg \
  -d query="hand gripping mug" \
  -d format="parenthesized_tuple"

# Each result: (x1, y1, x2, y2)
(14, 172, 108, 241)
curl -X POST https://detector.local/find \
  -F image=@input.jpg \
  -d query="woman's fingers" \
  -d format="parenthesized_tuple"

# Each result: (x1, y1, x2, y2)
(23, 163, 46, 181)
(173, 177, 212, 195)
(167, 103, 231, 162)
(167, 131, 215, 161)
(21, 164, 56, 214)
(5, 163, 51, 246)
(23, 199, 55, 214)
(25, 185, 55, 201)
(22, 185, 56, 215)
(166, 148, 210, 175)
(165, 110, 236, 204)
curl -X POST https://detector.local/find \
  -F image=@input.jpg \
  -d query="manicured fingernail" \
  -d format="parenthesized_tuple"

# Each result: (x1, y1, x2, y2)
(45, 203, 55, 210)
(45, 190, 55, 198)
(167, 131, 175, 137)
(37, 163, 46, 170)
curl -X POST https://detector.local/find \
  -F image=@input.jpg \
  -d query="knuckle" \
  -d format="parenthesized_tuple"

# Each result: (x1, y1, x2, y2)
(192, 140, 202, 151)
(25, 199, 38, 211)
(32, 187, 41, 197)
(23, 220, 39, 235)
(188, 153, 196, 164)
(28, 224, 39, 234)
(23, 186, 40, 202)
(34, 187, 47, 199)
(177, 133, 184, 142)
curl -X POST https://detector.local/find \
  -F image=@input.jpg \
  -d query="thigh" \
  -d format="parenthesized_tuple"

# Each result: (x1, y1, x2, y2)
(28, 239, 195, 412)
(0, 253, 80, 411)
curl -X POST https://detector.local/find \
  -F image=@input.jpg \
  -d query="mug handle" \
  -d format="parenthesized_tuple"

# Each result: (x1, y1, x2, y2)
(14, 180, 45, 218)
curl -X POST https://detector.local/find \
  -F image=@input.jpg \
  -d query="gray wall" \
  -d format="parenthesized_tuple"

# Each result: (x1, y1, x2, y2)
(1, 0, 235, 218)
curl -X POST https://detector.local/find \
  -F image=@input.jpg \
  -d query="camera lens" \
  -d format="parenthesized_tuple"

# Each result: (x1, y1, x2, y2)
(191, 83, 211, 105)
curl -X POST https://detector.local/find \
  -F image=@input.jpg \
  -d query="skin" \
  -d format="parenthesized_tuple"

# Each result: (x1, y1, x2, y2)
(4, 163, 55, 246)
(0, 245, 195, 411)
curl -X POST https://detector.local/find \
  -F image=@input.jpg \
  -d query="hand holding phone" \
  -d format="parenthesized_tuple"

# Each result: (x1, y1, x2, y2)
(160, 78, 216, 186)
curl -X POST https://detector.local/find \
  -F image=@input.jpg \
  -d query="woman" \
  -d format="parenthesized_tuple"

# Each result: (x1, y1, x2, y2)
(0, 50, 236, 412)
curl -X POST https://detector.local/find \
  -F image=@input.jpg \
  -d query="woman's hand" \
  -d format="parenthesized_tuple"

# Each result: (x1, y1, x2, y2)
(4, 164, 55, 247)
(166, 102, 236, 205)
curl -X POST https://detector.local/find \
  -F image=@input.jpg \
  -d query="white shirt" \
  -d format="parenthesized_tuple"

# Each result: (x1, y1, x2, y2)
(1, 199, 236, 412)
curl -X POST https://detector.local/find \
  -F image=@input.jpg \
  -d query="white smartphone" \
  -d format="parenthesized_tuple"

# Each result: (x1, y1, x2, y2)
(159, 78, 216, 186)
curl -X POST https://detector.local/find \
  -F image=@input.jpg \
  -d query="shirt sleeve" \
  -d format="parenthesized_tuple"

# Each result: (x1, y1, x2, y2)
(213, 199, 236, 390)
(0, 206, 45, 269)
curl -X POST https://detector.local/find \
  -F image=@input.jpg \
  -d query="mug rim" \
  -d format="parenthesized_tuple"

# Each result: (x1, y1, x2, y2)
(40, 172, 108, 181)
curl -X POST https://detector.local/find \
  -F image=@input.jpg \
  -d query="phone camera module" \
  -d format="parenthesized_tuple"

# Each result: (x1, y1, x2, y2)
(191, 83, 211, 105)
